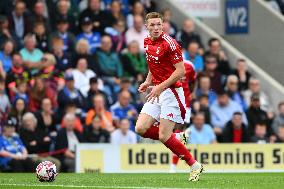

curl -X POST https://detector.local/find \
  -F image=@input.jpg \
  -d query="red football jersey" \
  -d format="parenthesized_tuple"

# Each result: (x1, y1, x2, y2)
(182, 60, 196, 108)
(144, 33, 183, 88)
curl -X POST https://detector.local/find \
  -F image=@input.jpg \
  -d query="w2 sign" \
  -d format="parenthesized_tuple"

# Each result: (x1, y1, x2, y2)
(225, 0, 249, 34)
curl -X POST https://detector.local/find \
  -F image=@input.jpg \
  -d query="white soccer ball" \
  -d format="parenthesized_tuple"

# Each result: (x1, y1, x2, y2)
(36, 161, 58, 182)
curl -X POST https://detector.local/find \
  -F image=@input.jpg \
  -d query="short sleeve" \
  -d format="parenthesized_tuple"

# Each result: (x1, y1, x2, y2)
(167, 39, 183, 65)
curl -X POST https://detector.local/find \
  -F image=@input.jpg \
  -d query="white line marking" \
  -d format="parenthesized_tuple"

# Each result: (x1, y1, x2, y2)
(0, 183, 209, 189)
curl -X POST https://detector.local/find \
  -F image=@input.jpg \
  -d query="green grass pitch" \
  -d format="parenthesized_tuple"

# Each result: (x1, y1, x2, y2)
(0, 173, 283, 189)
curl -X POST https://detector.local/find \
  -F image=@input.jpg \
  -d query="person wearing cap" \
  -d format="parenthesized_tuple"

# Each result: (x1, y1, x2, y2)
(0, 120, 36, 172)
(210, 90, 248, 140)
(76, 16, 101, 54)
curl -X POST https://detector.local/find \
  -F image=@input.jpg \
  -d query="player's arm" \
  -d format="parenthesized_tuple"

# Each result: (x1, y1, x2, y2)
(138, 71, 153, 93)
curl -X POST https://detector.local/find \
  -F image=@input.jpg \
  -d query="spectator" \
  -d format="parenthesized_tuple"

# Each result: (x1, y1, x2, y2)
(19, 112, 61, 170)
(33, 22, 49, 53)
(231, 59, 251, 91)
(35, 98, 57, 136)
(204, 38, 231, 76)
(28, 76, 57, 113)
(57, 73, 85, 117)
(0, 40, 14, 72)
(0, 16, 19, 48)
(198, 94, 211, 124)
(120, 40, 147, 78)
(86, 77, 110, 109)
(225, 75, 247, 111)
(110, 90, 137, 131)
(0, 77, 10, 119)
(72, 58, 97, 98)
(203, 55, 222, 93)
(107, 0, 125, 27)
(276, 125, 284, 143)
(125, 15, 148, 52)
(272, 102, 284, 134)
(243, 78, 273, 113)
(13, 80, 29, 104)
(7, 98, 27, 132)
(84, 115, 110, 143)
(76, 16, 101, 54)
(20, 34, 44, 74)
(176, 19, 202, 50)
(104, 19, 127, 53)
(0, 120, 36, 172)
(161, 8, 178, 38)
(250, 122, 270, 143)
(189, 112, 216, 144)
(61, 103, 84, 134)
(55, 113, 84, 172)
(183, 41, 204, 72)
(85, 94, 114, 132)
(0, 60, 5, 79)
(115, 78, 137, 104)
(162, 21, 175, 38)
(222, 112, 249, 143)
(246, 93, 270, 135)
(195, 74, 217, 105)
(126, 1, 145, 28)
(8, 1, 32, 42)
(111, 119, 137, 144)
(50, 17, 75, 53)
(31, 1, 51, 33)
(210, 90, 247, 138)
(79, 0, 110, 34)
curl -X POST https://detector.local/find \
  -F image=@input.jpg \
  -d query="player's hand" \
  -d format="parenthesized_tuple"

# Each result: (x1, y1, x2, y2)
(146, 85, 163, 103)
(138, 82, 150, 93)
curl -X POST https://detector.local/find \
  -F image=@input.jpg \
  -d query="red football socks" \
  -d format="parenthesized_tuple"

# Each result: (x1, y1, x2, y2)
(172, 154, 180, 165)
(164, 134, 196, 166)
(142, 125, 159, 140)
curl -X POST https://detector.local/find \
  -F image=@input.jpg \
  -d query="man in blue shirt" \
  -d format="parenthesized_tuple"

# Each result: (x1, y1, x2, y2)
(0, 120, 35, 172)
(76, 16, 101, 54)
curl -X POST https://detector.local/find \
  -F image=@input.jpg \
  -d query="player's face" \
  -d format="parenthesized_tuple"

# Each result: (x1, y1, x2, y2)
(146, 18, 163, 39)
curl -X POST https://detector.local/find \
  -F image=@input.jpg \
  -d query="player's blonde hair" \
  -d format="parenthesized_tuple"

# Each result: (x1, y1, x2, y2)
(145, 12, 163, 23)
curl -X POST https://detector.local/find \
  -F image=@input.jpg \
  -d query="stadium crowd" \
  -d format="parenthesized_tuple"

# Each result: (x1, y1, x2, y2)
(0, 0, 284, 173)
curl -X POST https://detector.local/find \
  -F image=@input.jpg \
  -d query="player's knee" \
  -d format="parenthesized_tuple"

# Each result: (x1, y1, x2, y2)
(135, 124, 146, 136)
(159, 133, 168, 143)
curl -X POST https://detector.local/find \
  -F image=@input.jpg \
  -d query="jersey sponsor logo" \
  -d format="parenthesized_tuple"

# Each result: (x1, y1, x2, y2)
(145, 53, 159, 63)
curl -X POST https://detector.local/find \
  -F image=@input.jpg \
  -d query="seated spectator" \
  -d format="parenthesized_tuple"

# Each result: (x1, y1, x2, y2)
(0, 60, 5, 79)
(104, 19, 127, 53)
(198, 95, 211, 124)
(107, 0, 125, 27)
(250, 122, 270, 143)
(95, 35, 123, 102)
(52, 37, 73, 72)
(189, 112, 216, 144)
(272, 102, 284, 134)
(243, 78, 273, 114)
(13, 80, 29, 104)
(33, 22, 49, 53)
(115, 78, 137, 104)
(0, 77, 10, 125)
(125, 15, 148, 52)
(20, 34, 44, 74)
(28, 76, 57, 112)
(111, 119, 137, 144)
(210, 90, 248, 138)
(120, 40, 147, 78)
(55, 113, 84, 172)
(195, 74, 217, 105)
(87, 77, 110, 109)
(276, 125, 284, 143)
(19, 112, 61, 170)
(57, 73, 85, 116)
(72, 58, 97, 98)
(0, 16, 19, 49)
(203, 55, 222, 93)
(50, 17, 75, 53)
(161, 8, 178, 38)
(61, 103, 84, 134)
(84, 115, 110, 143)
(225, 75, 247, 111)
(5, 53, 31, 97)
(30, 1, 51, 34)
(176, 19, 202, 50)
(222, 112, 249, 143)
(126, 1, 145, 28)
(8, 1, 32, 44)
(111, 90, 138, 131)
(0, 40, 14, 72)
(85, 94, 114, 132)
(35, 98, 57, 136)
(0, 120, 36, 172)
(76, 16, 101, 54)
(7, 98, 27, 132)
(183, 41, 204, 72)
(204, 38, 231, 76)
(246, 94, 271, 135)
(231, 59, 251, 91)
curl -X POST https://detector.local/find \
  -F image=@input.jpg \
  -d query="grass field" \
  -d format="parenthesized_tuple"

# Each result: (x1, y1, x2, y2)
(0, 173, 283, 189)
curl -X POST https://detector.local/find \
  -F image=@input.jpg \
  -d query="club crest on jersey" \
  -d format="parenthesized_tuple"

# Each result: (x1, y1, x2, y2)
(156, 47, 160, 54)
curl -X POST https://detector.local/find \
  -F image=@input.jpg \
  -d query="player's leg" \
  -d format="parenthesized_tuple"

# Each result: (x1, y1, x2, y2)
(135, 113, 158, 139)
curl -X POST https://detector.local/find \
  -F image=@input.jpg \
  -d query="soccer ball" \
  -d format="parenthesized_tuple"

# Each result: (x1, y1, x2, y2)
(36, 161, 58, 182)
